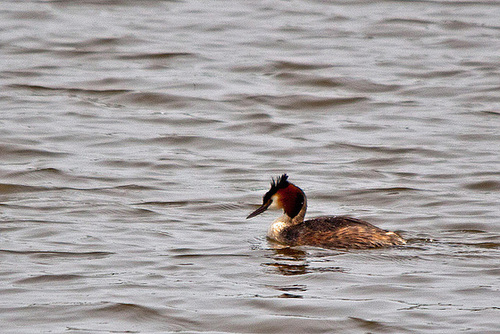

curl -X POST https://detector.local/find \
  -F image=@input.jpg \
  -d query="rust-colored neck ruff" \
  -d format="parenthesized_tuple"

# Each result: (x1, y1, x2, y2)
(268, 185, 308, 243)
(276, 184, 306, 220)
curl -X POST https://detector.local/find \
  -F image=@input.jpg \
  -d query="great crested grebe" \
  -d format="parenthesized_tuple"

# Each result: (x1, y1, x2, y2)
(247, 174, 405, 249)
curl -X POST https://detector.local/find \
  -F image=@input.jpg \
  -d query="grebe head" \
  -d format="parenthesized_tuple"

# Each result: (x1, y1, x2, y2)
(247, 174, 305, 219)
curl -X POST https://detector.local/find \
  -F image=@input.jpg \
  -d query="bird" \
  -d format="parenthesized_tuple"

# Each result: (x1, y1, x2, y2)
(247, 174, 406, 249)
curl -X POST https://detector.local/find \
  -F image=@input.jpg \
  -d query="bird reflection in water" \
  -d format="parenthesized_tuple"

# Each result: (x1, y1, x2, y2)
(263, 245, 346, 298)
(264, 244, 346, 276)
(264, 246, 309, 276)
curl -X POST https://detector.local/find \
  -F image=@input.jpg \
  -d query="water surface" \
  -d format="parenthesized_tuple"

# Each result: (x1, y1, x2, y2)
(1, 0, 499, 333)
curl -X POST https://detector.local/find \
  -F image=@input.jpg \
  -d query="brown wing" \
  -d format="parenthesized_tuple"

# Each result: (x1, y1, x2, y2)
(284, 216, 405, 249)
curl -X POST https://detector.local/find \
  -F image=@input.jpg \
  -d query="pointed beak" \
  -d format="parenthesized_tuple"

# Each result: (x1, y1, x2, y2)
(246, 200, 272, 219)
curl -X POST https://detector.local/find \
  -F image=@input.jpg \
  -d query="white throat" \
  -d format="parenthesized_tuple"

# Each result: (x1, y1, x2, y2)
(267, 215, 291, 242)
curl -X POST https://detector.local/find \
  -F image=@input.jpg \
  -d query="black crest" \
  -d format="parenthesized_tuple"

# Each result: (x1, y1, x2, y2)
(263, 174, 289, 203)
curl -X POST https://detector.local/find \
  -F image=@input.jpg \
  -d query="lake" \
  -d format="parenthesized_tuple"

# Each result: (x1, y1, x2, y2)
(0, 0, 499, 333)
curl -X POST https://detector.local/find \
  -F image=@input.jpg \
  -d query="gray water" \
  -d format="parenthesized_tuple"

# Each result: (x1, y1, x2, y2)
(1, 1, 499, 333)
